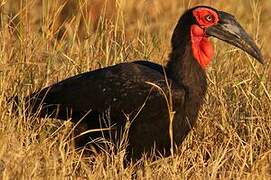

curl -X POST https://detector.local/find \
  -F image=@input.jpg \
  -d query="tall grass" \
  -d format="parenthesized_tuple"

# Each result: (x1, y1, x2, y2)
(0, 0, 270, 179)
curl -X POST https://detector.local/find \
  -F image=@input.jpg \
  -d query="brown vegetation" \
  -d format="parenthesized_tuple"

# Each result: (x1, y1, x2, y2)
(0, 0, 270, 179)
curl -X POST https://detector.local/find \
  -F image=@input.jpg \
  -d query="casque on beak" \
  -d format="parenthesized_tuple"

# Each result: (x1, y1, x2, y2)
(206, 11, 264, 64)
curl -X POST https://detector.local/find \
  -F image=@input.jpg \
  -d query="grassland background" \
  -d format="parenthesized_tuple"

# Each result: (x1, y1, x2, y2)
(0, 0, 270, 179)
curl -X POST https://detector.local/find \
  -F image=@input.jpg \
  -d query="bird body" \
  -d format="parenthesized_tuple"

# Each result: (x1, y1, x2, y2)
(20, 6, 263, 162)
(28, 58, 203, 160)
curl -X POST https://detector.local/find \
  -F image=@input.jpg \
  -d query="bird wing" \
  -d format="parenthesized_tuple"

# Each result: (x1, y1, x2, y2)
(27, 61, 186, 122)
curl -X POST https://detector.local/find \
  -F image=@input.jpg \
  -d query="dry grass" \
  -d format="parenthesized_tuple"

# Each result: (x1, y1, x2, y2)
(0, 0, 271, 179)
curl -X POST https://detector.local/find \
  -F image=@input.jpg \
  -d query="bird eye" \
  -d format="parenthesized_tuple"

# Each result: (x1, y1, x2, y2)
(205, 15, 213, 22)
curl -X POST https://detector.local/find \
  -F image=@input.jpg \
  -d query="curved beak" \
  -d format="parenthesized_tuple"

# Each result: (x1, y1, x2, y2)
(206, 11, 264, 64)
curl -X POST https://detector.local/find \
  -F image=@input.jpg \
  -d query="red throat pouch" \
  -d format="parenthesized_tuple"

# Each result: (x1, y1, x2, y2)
(190, 24, 214, 68)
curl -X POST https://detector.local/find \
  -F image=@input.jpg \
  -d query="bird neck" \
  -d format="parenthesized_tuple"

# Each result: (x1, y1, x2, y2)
(166, 42, 207, 127)
(190, 25, 214, 68)
(166, 43, 207, 98)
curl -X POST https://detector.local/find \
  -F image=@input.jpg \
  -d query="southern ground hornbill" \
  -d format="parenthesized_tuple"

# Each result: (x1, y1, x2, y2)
(17, 6, 263, 162)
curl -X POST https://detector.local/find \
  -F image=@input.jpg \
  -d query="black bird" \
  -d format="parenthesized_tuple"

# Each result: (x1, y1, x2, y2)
(21, 6, 263, 162)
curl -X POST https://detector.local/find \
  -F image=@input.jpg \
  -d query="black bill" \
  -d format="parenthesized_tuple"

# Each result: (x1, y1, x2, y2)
(206, 11, 264, 64)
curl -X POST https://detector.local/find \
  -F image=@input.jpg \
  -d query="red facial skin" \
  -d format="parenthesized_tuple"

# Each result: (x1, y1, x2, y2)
(191, 8, 219, 68)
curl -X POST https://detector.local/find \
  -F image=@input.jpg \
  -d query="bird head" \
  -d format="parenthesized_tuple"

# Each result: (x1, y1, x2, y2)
(172, 6, 264, 68)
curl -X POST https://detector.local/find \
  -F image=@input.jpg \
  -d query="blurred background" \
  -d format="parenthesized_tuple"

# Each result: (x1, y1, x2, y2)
(1, 0, 271, 40)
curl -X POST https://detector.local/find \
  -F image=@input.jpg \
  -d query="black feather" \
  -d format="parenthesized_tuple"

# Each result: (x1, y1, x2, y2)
(23, 7, 208, 162)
